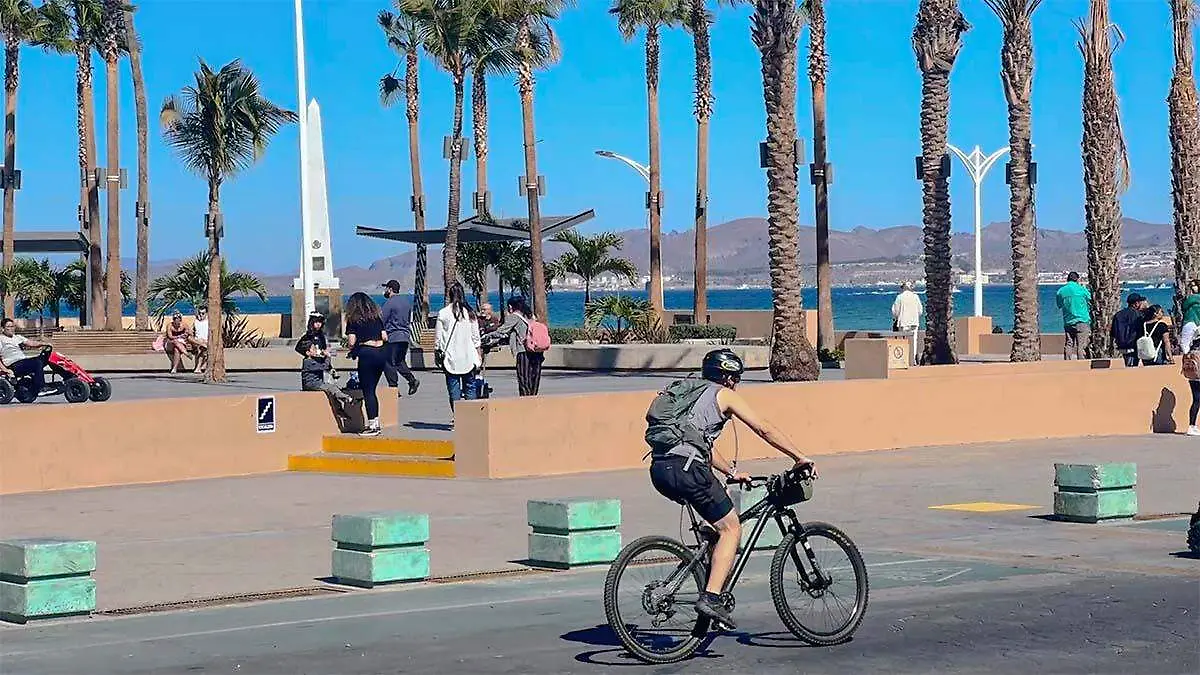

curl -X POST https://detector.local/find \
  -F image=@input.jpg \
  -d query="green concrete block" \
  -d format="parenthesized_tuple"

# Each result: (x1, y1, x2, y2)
(331, 512, 429, 549)
(527, 498, 621, 533)
(732, 486, 783, 551)
(332, 546, 430, 587)
(0, 577, 96, 624)
(528, 530, 621, 568)
(1054, 463, 1136, 492)
(0, 539, 96, 581)
(1054, 488, 1138, 523)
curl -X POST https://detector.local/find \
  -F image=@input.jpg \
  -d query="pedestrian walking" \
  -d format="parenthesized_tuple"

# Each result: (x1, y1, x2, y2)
(435, 282, 482, 418)
(1110, 293, 1149, 367)
(380, 280, 421, 396)
(1180, 280, 1200, 437)
(1055, 272, 1091, 360)
(484, 296, 546, 396)
(345, 292, 388, 437)
(891, 282, 923, 366)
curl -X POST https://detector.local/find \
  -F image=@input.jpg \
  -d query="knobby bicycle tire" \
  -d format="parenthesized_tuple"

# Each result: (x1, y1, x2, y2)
(603, 535, 707, 664)
(769, 521, 869, 646)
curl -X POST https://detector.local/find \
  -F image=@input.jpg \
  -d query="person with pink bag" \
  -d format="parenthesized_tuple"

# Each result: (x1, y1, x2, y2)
(483, 296, 550, 396)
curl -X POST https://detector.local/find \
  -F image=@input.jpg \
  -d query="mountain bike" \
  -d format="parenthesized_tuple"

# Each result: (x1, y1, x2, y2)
(602, 466, 869, 664)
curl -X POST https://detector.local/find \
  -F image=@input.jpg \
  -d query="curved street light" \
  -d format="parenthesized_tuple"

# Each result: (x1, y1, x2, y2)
(947, 143, 1009, 318)
(595, 149, 660, 306)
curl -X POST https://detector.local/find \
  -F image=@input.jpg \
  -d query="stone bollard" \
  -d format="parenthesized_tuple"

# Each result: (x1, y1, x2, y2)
(731, 485, 784, 551)
(0, 539, 96, 624)
(331, 512, 430, 587)
(1053, 463, 1137, 523)
(527, 498, 621, 569)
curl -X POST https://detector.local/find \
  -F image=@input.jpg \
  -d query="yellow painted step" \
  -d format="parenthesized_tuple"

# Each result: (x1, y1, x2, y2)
(321, 435, 454, 459)
(288, 452, 456, 479)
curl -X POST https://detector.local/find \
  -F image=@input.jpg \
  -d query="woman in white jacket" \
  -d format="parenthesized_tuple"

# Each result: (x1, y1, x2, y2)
(435, 282, 482, 416)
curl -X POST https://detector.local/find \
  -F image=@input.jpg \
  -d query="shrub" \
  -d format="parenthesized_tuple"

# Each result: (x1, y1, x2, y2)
(817, 346, 845, 363)
(223, 314, 271, 349)
(549, 326, 597, 343)
(668, 324, 737, 341)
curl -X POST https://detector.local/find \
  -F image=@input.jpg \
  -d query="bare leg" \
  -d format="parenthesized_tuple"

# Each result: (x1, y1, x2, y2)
(706, 511, 742, 595)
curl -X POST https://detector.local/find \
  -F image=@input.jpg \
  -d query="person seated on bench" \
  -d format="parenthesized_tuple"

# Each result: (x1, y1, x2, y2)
(163, 311, 193, 374)
(296, 313, 355, 426)
(188, 307, 209, 373)
(0, 318, 49, 394)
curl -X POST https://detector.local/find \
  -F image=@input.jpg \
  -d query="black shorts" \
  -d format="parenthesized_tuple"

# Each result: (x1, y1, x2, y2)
(650, 456, 734, 524)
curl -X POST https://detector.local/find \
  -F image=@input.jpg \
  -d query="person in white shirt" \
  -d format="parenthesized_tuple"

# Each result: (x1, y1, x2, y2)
(188, 307, 209, 373)
(434, 282, 482, 419)
(0, 318, 49, 395)
(891, 282, 924, 365)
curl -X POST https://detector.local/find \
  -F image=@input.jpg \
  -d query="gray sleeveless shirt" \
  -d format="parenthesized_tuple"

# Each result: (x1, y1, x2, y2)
(666, 383, 729, 463)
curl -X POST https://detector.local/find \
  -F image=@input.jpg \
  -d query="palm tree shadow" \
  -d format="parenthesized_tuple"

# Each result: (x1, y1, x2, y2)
(561, 624, 724, 666)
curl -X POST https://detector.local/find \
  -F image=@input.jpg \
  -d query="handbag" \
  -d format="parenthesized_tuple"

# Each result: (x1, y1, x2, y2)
(1183, 352, 1200, 381)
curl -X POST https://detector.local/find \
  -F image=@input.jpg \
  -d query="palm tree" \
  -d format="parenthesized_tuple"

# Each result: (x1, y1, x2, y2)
(802, 0, 834, 352)
(985, 0, 1041, 363)
(123, 3, 150, 330)
(1076, 0, 1129, 359)
(98, 0, 122, 330)
(65, 0, 105, 327)
(751, 0, 818, 381)
(1168, 0, 1200, 326)
(148, 252, 267, 318)
(912, 0, 969, 365)
(457, 240, 514, 307)
(160, 59, 296, 382)
(584, 294, 653, 343)
(60, 258, 128, 322)
(610, 0, 682, 319)
(0, 0, 68, 318)
(467, 21, 522, 220)
(6, 256, 51, 324)
(379, 6, 431, 321)
(549, 230, 637, 308)
(400, 0, 506, 295)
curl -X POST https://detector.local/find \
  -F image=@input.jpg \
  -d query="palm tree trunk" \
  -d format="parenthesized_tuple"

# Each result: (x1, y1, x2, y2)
(125, 8, 151, 331)
(405, 47, 429, 320)
(443, 72, 465, 294)
(3, 41, 18, 319)
(497, 276, 505, 319)
(1169, 0, 1200, 323)
(808, 0, 834, 352)
(584, 279, 591, 307)
(646, 26, 664, 318)
(1079, 0, 1127, 359)
(913, 0, 967, 365)
(691, 0, 711, 326)
(518, 25, 548, 323)
(998, 2, 1040, 362)
(103, 54, 122, 330)
(74, 42, 93, 326)
(83, 55, 104, 328)
(753, 0, 819, 382)
(471, 66, 489, 217)
(206, 182, 224, 382)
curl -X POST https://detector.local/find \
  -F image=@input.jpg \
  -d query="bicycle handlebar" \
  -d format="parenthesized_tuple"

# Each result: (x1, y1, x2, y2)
(725, 465, 815, 488)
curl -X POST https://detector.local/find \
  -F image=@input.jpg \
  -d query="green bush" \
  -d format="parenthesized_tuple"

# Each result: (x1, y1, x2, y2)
(549, 326, 596, 343)
(668, 324, 737, 341)
(817, 346, 845, 363)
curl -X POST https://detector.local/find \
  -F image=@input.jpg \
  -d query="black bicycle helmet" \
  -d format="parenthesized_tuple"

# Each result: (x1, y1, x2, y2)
(701, 349, 744, 383)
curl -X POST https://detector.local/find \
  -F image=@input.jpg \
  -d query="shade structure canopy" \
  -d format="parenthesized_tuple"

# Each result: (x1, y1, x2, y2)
(0, 231, 89, 254)
(356, 210, 596, 245)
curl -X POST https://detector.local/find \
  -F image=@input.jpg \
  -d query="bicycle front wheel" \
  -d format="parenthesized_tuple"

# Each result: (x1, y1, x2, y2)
(769, 521, 869, 646)
(603, 536, 706, 664)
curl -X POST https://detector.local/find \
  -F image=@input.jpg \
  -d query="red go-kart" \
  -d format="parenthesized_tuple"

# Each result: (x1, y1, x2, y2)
(0, 345, 112, 405)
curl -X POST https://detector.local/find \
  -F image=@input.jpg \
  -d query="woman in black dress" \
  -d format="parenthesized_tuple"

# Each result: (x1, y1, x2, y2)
(345, 292, 388, 436)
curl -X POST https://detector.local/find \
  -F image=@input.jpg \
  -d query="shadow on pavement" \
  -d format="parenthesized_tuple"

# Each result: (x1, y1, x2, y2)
(734, 630, 822, 649)
(404, 421, 453, 432)
(561, 624, 727, 666)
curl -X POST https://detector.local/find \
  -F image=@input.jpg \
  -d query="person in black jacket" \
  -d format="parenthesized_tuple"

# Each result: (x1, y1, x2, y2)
(295, 313, 353, 422)
(1110, 293, 1149, 366)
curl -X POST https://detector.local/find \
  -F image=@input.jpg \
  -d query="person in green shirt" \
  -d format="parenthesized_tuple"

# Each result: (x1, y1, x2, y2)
(1056, 272, 1092, 360)
(1182, 279, 1200, 328)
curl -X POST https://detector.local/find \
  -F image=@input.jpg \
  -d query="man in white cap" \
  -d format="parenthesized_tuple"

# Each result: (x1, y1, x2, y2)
(891, 282, 924, 365)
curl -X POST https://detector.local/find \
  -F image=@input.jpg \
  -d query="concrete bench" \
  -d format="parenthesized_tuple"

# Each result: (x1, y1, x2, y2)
(0, 539, 97, 624)
(331, 512, 430, 587)
(527, 498, 621, 569)
(1053, 463, 1137, 523)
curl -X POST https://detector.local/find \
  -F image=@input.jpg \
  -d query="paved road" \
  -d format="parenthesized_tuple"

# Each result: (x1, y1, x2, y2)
(1, 546, 1195, 674)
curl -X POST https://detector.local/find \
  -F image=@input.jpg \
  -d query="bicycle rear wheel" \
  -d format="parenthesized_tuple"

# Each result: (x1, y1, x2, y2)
(769, 521, 869, 646)
(603, 536, 706, 664)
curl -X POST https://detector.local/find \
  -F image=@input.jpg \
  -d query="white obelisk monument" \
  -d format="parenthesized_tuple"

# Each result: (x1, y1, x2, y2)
(292, 99, 342, 335)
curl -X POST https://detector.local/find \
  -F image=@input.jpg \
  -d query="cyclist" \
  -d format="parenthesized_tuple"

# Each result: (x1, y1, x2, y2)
(647, 348, 817, 629)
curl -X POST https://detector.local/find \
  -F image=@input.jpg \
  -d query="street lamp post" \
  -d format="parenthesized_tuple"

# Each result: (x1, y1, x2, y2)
(294, 0, 315, 319)
(946, 143, 1008, 318)
(595, 150, 660, 307)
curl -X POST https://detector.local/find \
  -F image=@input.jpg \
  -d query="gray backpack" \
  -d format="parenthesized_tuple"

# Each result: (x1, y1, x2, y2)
(644, 379, 713, 459)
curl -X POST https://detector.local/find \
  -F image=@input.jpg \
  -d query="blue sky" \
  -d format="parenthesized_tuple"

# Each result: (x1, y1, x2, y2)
(20, 0, 1180, 274)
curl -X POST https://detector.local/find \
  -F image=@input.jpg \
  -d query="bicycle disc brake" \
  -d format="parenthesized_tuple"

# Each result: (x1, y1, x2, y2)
(641, 581, 678, 627)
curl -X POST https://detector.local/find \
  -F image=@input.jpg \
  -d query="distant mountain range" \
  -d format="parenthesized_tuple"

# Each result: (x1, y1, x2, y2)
(127, 217, 1173, 295)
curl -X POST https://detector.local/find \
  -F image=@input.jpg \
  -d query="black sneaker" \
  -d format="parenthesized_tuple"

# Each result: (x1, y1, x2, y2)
(407, 379, 421, 396)
(695, 593, 736, 630)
